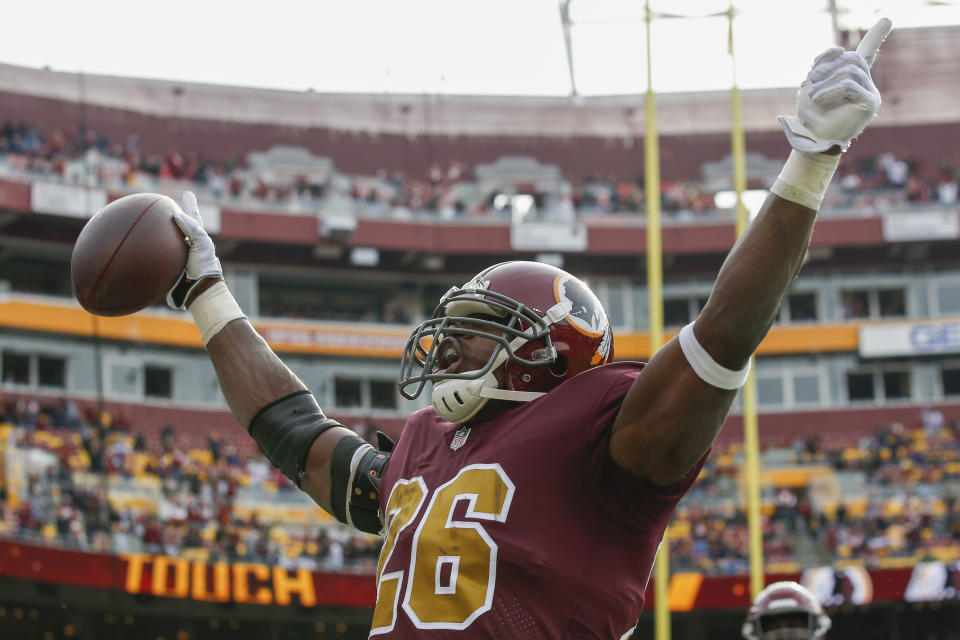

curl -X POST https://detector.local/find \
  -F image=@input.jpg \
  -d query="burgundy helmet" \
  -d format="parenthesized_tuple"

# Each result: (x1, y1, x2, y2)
(399, 261, 614, 422)
(742, 582, 831, 640)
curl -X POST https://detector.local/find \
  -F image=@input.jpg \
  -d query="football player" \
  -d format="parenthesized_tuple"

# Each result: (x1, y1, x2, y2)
(742, 581, 832, 640)
(163, 18, 890, 639)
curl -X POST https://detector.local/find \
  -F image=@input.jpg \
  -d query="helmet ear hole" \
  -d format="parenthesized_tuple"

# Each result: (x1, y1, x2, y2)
(550, 354, 568, 376)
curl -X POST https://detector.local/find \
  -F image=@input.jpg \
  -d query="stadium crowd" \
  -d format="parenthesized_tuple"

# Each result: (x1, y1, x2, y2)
(658, 410, 960, 574)
(0, 395, 381, 572)
(2, 119, 959, 222)
(800, 416, 960, 566)
(2, 390, 959, 576)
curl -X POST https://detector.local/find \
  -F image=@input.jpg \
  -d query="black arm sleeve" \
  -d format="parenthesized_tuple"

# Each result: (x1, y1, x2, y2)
(329, 434, 392, 535)
(247, 390, 342, 487)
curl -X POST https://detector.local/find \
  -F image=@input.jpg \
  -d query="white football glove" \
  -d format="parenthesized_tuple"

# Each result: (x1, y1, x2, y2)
(778, 18, 892, 153)
(166, 191, 223, 309)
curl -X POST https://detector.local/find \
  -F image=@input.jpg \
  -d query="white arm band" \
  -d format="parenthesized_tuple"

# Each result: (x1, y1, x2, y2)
(769, 150, 841, 211)
(188, 280, 246, 346)
(678, 322, 751, 390)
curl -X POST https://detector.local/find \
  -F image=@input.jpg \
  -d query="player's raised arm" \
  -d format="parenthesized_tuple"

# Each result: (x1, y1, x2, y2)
(166, 193, 386, 534)
(610, 19, 892, 486)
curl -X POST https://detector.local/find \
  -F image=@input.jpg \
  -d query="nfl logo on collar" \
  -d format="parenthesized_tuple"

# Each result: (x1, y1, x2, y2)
(450, 426, 471, 451)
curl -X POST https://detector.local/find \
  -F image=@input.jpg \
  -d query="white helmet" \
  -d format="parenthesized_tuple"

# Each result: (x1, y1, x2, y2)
(742, 581, 832, 640)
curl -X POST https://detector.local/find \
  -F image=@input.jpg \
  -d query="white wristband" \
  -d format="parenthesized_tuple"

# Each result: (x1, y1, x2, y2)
(188, 280, 246, 346)
(769, 150, 841, 211)
(678, 322, 751, 390)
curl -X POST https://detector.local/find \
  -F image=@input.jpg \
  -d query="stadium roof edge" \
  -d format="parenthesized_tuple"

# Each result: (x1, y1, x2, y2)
(2, 23, 959, 138)
(0, 61, 796, 137)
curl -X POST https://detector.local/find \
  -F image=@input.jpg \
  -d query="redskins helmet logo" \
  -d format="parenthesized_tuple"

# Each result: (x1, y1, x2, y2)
(555, 275, 607, 337)
(801, 565, 874, 606)
(593, 326, 613, 366)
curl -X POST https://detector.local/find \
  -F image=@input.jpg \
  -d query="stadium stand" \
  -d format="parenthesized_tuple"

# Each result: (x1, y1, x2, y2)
(3, 389, 958, 579)
(2, 119, 958, 224)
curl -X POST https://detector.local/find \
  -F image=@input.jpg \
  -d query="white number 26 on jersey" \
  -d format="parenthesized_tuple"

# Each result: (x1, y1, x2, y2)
(370, 463, 515, 634)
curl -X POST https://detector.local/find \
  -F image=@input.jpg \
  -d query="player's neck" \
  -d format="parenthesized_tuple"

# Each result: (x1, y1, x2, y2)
(461, 399, 515, 426)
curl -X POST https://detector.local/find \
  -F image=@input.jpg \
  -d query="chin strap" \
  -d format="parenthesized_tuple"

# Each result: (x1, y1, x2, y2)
(479, 387, 545, 401)
(431, 302, 568, 422)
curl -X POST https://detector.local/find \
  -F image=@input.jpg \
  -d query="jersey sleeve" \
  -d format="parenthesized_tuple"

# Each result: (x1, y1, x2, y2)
(574, 363, 708, 530)
(593, 446, 708, 530)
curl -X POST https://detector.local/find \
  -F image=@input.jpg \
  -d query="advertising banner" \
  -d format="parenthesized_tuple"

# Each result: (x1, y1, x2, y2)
(3, 541, 958, 612)
(30, 181, 107, 219)
(860, 321, 960, 357)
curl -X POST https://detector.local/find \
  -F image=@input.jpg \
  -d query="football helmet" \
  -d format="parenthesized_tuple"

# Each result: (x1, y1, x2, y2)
(742, 581, 832, 640)
(399, 261, 614, 423)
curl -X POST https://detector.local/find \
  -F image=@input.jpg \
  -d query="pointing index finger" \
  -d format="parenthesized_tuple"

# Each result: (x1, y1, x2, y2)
(856, 17, 892, 68)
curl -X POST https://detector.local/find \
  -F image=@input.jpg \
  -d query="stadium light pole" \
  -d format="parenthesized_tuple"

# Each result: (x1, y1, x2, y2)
(644, 6, 727, 637)
(643, 2, 670, 639)
(559, 4, 670, 631)
(558, 0, 579, 97)
(561, 1, 762, 629)
(77, 70, 107, 430)
(727, 3, 765, 599)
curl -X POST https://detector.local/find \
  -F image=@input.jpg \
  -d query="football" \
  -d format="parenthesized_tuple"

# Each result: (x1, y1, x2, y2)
(71, 193, 189, 316)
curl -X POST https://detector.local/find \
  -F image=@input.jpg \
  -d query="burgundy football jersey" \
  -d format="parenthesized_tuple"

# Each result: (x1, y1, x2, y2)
(371, 362, 705, 639)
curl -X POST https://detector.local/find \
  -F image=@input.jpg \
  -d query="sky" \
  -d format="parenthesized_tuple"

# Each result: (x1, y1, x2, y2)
(2, 0, 959, 96)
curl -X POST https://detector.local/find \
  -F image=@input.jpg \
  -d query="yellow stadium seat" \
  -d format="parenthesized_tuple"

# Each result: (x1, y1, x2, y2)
(883, 500, 904, 518)
(764, 561, 800, 574)
(874, 556, 917, 569)
(929, 546, 960, 562)
(841, 448, 861, 462)
(844, 499, 869, 518)
(819, 502, 837, 519)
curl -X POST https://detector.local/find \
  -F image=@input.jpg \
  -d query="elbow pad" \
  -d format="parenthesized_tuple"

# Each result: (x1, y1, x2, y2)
(247, 390, 342, 487)
(330, 433, 394, 535)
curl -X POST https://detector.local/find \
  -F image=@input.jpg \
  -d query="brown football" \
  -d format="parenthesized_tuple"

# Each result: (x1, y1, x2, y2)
(71, 193, 188, 316)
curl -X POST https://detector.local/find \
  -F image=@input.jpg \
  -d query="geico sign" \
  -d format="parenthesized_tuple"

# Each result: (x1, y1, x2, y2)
(860, 322, 960, 357)
(123, 554, 316, 606)
(910, 324, 960, 351)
